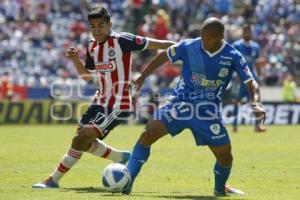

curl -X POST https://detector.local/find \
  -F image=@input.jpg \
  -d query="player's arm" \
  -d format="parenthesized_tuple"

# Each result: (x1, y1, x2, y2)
(145, 38, 176, 50)
(233, 52, 266, 124)
(118, 33, 175, 52)
(133, 42, 184, 90)
(245, 79, 266, 124)
(246, 79, 262, 104)
(65, 47, 93, 81)
(133, 50, 169, 90)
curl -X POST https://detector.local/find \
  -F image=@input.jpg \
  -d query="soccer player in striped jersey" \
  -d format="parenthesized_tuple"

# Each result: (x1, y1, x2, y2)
(32, 6, 175, 188)
(231, 25, 266, 133)
(122, 18, 266, 196)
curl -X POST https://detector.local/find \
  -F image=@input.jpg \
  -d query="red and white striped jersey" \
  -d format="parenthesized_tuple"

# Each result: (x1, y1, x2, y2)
(85, 31, 148, 111)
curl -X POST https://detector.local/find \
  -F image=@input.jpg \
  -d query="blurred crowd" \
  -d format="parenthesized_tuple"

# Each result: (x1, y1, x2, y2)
(0, 0, 300, 100)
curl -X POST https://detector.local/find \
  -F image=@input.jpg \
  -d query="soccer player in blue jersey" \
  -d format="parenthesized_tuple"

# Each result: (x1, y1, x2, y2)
(123, 18, 266, 196)
(231, 24, 266, 133)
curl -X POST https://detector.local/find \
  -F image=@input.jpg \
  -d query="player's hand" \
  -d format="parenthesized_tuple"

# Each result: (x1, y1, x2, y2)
(252, 102, 266, 125)
(65, 47, 79, 60)
(131, 74, 145, 91)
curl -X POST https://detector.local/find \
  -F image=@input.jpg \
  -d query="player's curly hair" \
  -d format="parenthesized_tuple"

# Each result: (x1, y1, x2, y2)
(88, 7, 110, 23)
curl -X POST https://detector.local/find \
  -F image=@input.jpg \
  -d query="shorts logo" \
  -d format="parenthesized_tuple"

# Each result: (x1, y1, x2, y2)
(210, 124, 220, 135)
(108, 48, 115, 58)
(218, 68, 229, 78)
(95, 62, 116, 72)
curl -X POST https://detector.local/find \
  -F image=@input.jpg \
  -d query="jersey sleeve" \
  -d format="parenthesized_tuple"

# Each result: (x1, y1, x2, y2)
(118, 32, 149, 52)
(232, 50, 254, 83)
(166, 41, 185, 64)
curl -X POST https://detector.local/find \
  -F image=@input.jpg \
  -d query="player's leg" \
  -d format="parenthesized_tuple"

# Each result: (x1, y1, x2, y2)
(124, 100, 190, 194)
(72, 107, 131, 167)
(192, 115, 243, 195)
(32, 106, 130, 188)
(232, 99, 239, 133)
(74, 106, 131, 161)
(209, 144, 244, 195)
(32, 127, 86, 189)
(86, 138, 130, 164)
(209, 144, 233, 195)
(123, 120, 168, 194)
(32, 127, 129, 188)
(72, 107, 131, 164)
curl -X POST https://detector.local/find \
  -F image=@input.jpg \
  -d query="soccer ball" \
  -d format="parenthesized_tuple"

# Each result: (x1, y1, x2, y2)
(102, 163, 131, 193)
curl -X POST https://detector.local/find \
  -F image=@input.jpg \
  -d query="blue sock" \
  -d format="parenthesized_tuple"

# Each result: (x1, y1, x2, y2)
(214, 162, 232, 193)
(127, 143, 150, 185)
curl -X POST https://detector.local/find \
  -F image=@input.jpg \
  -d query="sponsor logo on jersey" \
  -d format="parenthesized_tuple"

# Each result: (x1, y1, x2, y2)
(95, 62, 116, 72)
(218, 68, 229, 78)
(108, 48, 115, 58)
(220, 55, 233, 60)
(191, 72, 224, 88)
(219, 60, 231, 66)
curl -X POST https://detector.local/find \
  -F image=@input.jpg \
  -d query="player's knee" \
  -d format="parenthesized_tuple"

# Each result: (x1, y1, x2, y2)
(138, 130, 154, 146)
(72, 128, 98, 151)
(217, 153, 233, 167)
(138, 120, 167, 146)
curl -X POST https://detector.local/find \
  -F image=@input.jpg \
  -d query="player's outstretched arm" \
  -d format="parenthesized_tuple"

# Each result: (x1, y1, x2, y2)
(146, 38, 176, 50)
(65, 47, 92, 81)
(133, 50, 169, 90)
(246, 79, 266, 124)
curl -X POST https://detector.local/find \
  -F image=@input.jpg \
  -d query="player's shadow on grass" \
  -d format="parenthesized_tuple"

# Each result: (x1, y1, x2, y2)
(62, 187, 106, 193)
(132, 193, 244, 200)
(157, 195, 218, 200)
(157, 195, 244, 200)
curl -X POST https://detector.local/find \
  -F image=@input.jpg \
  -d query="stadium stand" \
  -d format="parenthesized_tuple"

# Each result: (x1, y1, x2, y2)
(0, 0, 299, 102)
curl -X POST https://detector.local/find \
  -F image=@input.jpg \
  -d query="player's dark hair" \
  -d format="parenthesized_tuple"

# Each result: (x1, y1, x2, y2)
(88, 7, 110, 23)
(201, 17, 225, 35)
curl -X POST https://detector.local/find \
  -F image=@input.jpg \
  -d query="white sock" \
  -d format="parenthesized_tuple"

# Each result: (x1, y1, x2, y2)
(88, 139, 125, 162)
(50, 148, 82, 183)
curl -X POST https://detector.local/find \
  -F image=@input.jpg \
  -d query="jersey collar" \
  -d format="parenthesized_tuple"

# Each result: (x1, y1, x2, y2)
(201, 40, 226, 57)
(241, 38, 252, 46)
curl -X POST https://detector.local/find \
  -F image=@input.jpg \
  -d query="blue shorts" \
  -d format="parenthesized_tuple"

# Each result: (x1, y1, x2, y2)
(153, 99, 230, 146)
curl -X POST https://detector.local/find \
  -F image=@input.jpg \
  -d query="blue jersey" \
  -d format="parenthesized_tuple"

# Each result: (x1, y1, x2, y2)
(166, 38, 253, 104)
(232, 39, 259, 78)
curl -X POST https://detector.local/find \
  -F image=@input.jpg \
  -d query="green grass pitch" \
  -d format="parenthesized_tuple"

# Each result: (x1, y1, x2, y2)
(0, 125, 299, 200)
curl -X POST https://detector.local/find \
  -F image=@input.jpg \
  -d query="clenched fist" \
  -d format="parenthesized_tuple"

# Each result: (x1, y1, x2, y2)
(65, 47, 79, 60)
